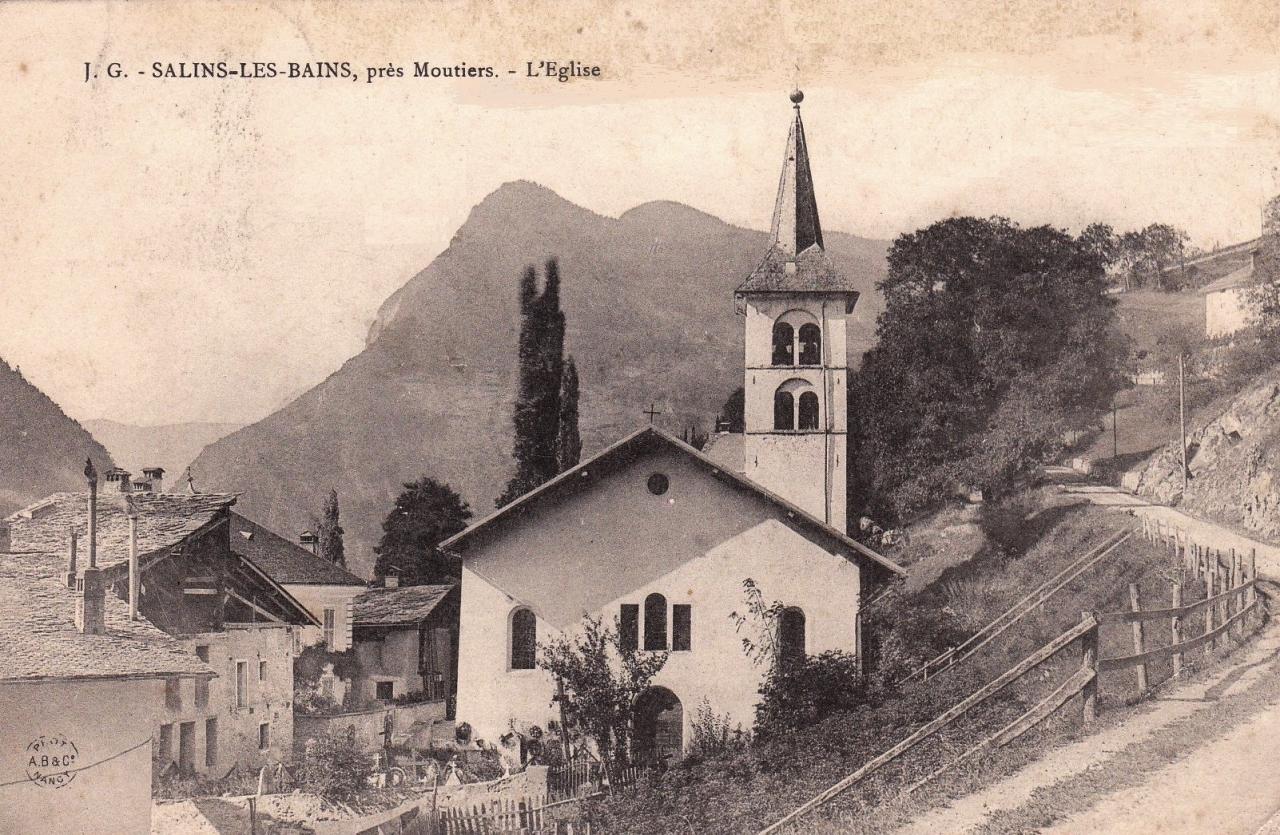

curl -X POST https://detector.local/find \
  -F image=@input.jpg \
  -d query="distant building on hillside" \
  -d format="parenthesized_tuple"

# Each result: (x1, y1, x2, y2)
(1202, 250, 1258, 339)
(3, 466, 318, 778)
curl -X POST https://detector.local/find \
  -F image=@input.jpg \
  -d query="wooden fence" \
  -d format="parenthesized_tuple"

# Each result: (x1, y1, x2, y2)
(396, 795, 590, 835)
(548, 760, 644, 801)
(758, 538, 1266, 834)
(904, 529, 1133, 684)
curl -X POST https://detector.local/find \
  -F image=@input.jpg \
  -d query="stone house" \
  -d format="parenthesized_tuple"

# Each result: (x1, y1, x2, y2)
(444, 93, 904, 761)
(3, 464, 318, 776)
(0, 517, 213, 833)
(1202, 255, 1257, 339)
(350, 581, 459, 716)
(228, 512, 367, 652)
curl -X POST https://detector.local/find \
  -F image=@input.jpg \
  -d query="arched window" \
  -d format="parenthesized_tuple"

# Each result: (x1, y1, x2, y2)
(771, 322, 794, 366)
(644, 593, 668, 651)
(773, 389, 795, 431)
(798, 323, 821, 365)
(510, 608, 536, 670)
(798, 391, 820, 430)
(779, 607, 806, 668)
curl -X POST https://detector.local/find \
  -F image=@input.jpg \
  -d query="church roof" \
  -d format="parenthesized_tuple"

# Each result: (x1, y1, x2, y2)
(440, 426, 905, 579)
(736, 94, 861, 298)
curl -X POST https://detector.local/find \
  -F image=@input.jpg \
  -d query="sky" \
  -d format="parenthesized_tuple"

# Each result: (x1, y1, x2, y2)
(2, 0, 1279, 426)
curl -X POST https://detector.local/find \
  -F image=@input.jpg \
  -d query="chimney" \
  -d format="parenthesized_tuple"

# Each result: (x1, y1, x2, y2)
(65, 527, 78, 588)
(1252, 248, 1260, 272)
(75, 565, 107, 635)
(299, 531, 318, 555)
(142, 467, 165, 493)
(127, 500, 139, 620)
(85, 459, 98, 569)
(384, 574, 400, 589)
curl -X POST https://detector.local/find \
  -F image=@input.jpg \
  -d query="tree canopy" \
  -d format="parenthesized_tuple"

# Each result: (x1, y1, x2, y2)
(850, 216, 1127, 521)
(372, 476, 472, 584)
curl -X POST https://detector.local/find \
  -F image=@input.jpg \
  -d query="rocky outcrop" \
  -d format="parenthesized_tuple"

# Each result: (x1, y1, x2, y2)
(1128, 372, 1280, 541)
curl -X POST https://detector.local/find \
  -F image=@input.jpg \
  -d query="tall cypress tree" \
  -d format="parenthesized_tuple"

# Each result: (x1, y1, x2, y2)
(556, 356, 581, 472)
(317, 488, 345, 567)
(498, 259, 573, 507)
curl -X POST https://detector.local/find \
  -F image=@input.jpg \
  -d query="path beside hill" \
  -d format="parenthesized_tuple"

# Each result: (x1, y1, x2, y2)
(892, 477, 1280, 835)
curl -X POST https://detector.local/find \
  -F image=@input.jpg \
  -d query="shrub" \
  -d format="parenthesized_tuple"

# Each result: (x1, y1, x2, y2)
(689, 699, 749, 759)
(753, 651, 865, 739)
(296, 727, 374, 802)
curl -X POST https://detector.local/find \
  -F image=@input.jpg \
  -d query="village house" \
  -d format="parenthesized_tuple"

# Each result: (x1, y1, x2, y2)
(1202, 250, 1258, 339)
(445, 92, 905, 761)
(0, 479, 214, 833)
(228, 513, 367, 652)
(349, 580, 459, 712)
(3, 463, 318, 778)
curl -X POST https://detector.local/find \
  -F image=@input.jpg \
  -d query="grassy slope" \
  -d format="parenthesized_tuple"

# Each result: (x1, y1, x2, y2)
(587, 491, 1250, 834)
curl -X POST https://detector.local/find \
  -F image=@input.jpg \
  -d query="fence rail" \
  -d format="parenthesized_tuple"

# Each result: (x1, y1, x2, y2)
(904, 529, 1132, 684)
(760, 523, 1268, 834)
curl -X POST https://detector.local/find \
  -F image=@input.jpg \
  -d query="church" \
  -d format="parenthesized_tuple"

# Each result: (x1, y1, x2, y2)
(444, 92, 905, 761)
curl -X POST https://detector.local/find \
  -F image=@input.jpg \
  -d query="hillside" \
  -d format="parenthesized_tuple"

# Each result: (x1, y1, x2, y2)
(0, 358, 116, 514)
(1129, 366, 1280, 541)
(84, 419, 243, 486)
(185, 181, 888, 577)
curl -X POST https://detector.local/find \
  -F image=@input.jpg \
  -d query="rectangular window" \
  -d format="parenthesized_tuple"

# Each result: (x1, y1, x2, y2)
(323, 608, 336, 649)
(258, 722, 270, 751)
(205, 718, 218, 768)
(375, 680, 394, 700)
(235, 660, 248, 708)
(194, 645, 209, 662)
(620, 604, 639, 651)
(195, 676, 209, 708)
(179, 722, 195, 773)
(164, 677, 182, 710)
(259, 659, 267, 681)
(673, 604, 692, 652)
(158, 723, 173, 760)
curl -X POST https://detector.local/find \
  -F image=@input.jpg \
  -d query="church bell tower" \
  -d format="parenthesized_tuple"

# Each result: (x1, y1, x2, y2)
(734, 91, 860, 533)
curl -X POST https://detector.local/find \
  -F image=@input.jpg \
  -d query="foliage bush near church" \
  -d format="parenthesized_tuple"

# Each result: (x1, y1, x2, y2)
(296, 727, 376, 802)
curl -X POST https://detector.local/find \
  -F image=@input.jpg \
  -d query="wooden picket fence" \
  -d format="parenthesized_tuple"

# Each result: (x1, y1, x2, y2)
(396, 795, 591, 835)
(758, 524, 1269, 834)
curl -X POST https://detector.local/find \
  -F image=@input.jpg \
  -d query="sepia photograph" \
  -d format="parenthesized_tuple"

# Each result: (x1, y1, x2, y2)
(2, 1, 1280, 832)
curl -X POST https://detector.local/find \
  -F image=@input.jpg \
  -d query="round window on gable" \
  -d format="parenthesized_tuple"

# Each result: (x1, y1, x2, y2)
(646, 473, 670, 496)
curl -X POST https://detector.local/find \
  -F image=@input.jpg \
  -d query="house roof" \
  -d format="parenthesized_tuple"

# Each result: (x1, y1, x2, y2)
(4, 490, 238, 570)
(1201, 263, 1255, 295)
(230, 512, 365, 586)
(353, 584, 456, 627)
(0, 551, 214, 682)
(440, 426, 905, 579)
(734, 96, 861, 299)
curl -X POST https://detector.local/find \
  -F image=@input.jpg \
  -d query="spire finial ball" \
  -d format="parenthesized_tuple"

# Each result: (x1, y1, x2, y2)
(790, 89, 804, 105)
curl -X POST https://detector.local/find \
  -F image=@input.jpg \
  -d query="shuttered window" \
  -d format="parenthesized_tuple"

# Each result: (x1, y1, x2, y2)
(673, 604, 691, 651)
(620, 604, 639, 651)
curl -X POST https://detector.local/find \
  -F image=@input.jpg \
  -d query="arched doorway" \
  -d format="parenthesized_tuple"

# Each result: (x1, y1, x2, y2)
(633, 687, 683, 767)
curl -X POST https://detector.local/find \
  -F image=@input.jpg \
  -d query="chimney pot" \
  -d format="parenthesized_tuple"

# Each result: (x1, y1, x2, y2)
(299, 531, 319, 555)
(142, 467, 165, 493)
(384, 574, 400, 589)
(65, 528, 78, 588)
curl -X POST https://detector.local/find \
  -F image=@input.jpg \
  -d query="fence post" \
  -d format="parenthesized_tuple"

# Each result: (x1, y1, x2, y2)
(1171, 580, 1183, 679)
(1205, 563, 1217, 655)
(1081, 611, 1098, 723)
(1250, 548, 1259, 612)
(1128, 584, 1148, 693)
(1230, 551, 1241, 639)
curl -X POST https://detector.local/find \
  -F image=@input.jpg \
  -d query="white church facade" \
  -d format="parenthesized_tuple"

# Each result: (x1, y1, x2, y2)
(444, 92, 904, 760)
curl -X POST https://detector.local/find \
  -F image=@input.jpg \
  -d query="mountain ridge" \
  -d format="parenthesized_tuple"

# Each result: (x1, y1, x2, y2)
(187, 181, 890, 577)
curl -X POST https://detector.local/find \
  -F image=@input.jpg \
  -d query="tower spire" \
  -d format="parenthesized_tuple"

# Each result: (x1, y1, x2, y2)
(770, 89, 824, 256)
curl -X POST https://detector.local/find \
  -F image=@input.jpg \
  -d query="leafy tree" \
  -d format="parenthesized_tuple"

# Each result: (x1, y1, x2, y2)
(498, 259, 575, 506)
(1248, 194, 1280, 335)
(373, 476, 472, 584)
(850, 216, 1126, 522)
(720, 387, 745, 433)
(313, 488, 345, 567)
(297, 727, 374, 802)
(556, 356, 582, 471)
(539, 615, 667, 771)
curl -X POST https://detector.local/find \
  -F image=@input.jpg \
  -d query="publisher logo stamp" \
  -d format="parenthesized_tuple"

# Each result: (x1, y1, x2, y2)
(25, 735, 79, 789)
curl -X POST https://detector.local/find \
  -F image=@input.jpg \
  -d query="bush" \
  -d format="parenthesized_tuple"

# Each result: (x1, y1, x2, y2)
(689, 699, 749, 759)
(753, 651, 866, 739)
(296, 727, 374, 802)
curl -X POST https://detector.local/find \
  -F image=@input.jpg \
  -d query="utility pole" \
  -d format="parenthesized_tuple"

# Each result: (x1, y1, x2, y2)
(1112, 399, 1119, 459)
(1179, 352, 1188, 495)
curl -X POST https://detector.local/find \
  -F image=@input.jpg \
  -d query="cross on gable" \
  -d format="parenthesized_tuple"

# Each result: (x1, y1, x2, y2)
(643, 403, 662, 424)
